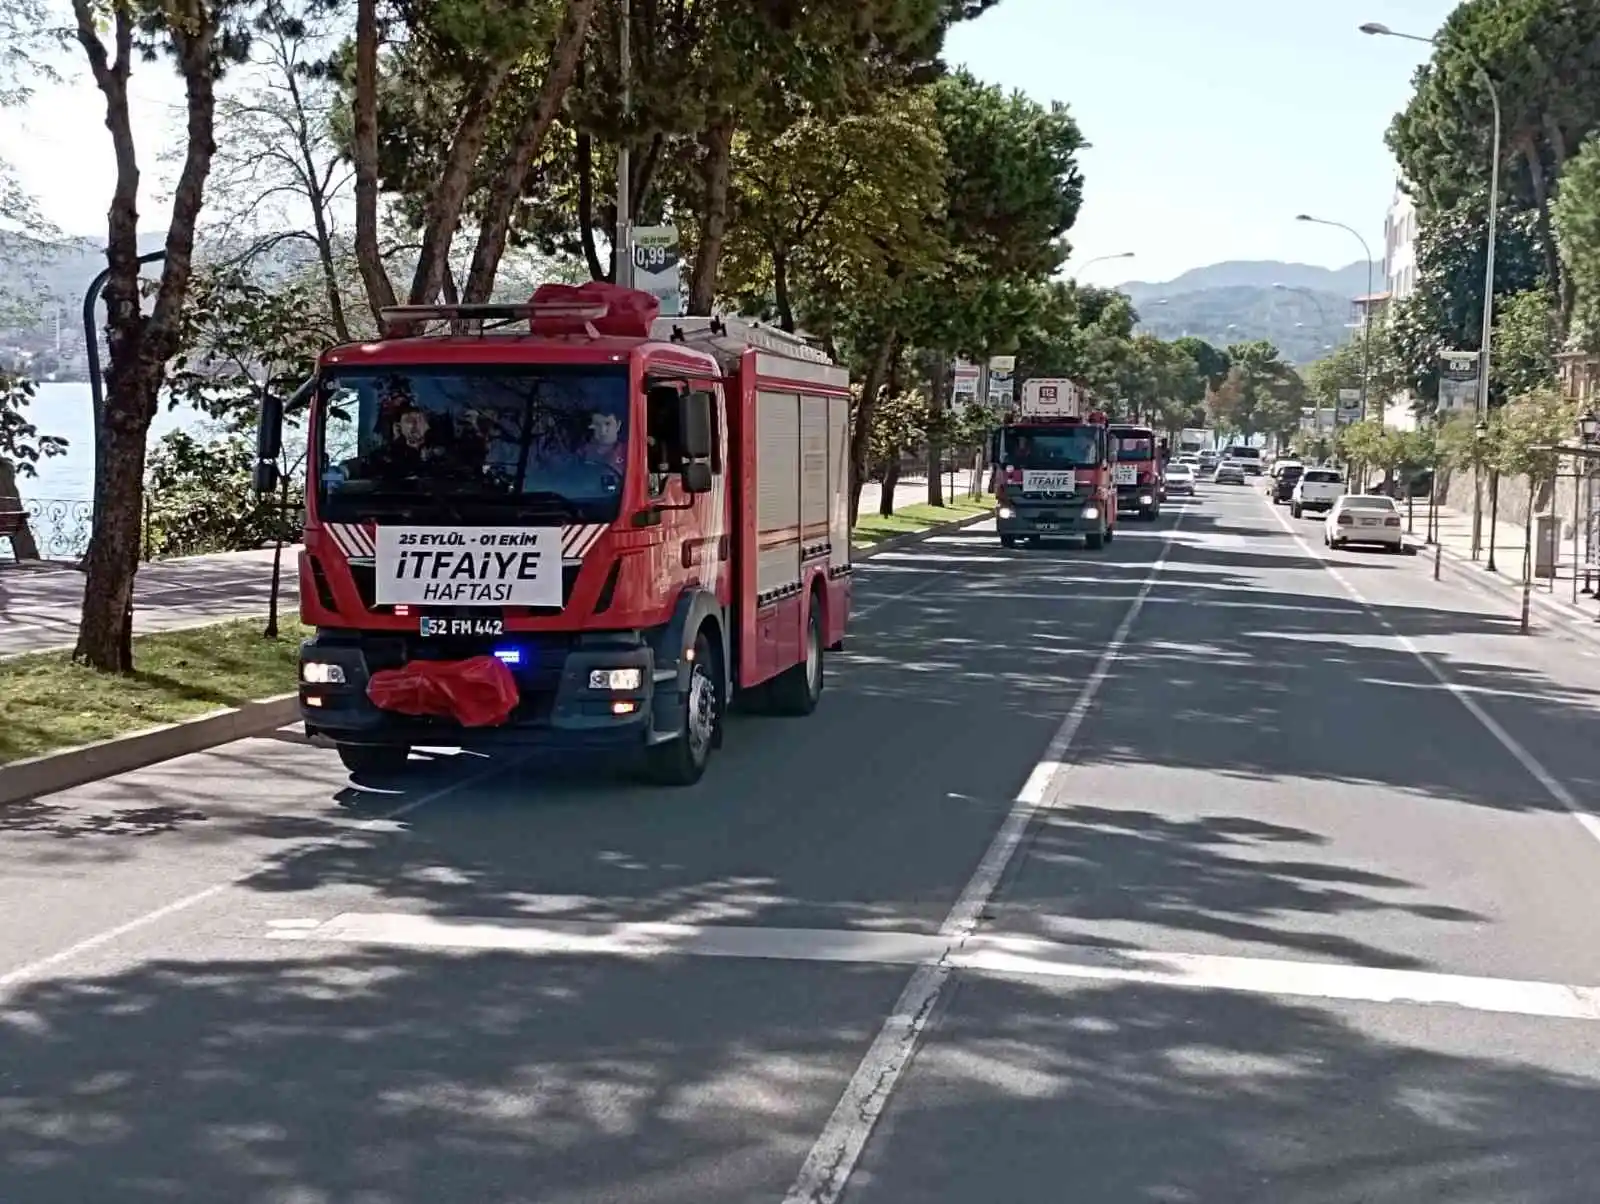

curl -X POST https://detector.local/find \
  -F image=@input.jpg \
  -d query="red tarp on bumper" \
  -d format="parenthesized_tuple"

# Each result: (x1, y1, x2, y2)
(366, 656, 519, 728)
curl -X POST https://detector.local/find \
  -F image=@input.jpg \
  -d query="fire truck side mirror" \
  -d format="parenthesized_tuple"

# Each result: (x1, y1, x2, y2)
(680, 461, 713, 494)
(677, 388, 714, 460)
(254, 388, 284, 495)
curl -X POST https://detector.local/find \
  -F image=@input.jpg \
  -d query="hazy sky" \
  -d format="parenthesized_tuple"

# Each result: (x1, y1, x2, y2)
(2, 0, 1458, 286)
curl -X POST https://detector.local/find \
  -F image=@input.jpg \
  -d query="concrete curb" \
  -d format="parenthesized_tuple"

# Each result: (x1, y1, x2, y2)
(0, 693, 300, 807)
(1402, 532, 1600, 647)
(852, 506, 994, 561)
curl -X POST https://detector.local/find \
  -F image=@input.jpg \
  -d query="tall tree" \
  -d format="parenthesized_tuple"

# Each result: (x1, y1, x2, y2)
(1553, 132, 1600, 352)
(1386, 0, 1600, 331)
(717, 87, 948, 335)
(68, 0, 255, 671)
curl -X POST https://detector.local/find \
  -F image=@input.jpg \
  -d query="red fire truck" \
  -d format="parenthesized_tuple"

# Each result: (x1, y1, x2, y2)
(1109, 423, 1163, 520)
(991, 377, 1117, 549)
(253, 282, 853, 786)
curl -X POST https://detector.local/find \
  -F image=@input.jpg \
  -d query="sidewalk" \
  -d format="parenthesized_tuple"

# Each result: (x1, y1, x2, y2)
(0, 547, 299, 659)
(1402, 498, 1600, 644)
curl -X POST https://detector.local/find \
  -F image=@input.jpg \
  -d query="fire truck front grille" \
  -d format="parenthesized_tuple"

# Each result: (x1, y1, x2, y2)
(345, 561, 584, 617)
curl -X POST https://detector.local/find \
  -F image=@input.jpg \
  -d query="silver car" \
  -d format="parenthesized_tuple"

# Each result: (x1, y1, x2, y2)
(1213, 459, 1245, 485)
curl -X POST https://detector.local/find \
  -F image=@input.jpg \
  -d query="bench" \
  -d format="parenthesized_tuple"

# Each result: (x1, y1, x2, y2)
(0, 509, 31, 560)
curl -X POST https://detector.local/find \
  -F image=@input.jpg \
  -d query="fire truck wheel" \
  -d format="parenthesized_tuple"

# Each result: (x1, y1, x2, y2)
(1105, 525, 1115, 543)
(769, 599, 825, 717)
(1084, 529, 1105, 550)
(644, 629, 719, 786)
(336, 743, 411, 777)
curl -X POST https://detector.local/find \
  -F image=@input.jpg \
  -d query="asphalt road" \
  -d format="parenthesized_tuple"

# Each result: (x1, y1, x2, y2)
(6, 481, 1600, 1202)
(0, 547, 300, 658)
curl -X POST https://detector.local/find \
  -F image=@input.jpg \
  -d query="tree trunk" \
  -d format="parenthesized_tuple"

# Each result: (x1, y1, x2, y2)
(878, 459, 899, 516)
(576, 134, 607, 281)
(76, 369, 157, 671)
(71, 0, 220, 671)
(926, 354, 946, 507)
(687, 117, 734, 316)
(406, 61, 515, 307)
(462, 0, 597, 303)
(847, 333, 895, 531)
(1488, 469, 1500, 567)
(351, 0, 397, 323)
(0, 459, 41, 559)
(773, 247, 794, 332)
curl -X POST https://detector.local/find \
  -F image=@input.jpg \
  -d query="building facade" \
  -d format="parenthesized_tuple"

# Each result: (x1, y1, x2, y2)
(1384, 180, 1418, 302)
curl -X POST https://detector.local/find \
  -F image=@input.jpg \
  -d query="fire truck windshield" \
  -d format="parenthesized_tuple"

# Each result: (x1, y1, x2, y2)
(315, 364, 629, 521)
(997, 426, 1101, 468)
(1115, 432, 1156, 460)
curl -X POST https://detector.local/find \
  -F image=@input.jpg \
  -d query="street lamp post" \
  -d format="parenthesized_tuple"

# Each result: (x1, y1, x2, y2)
(1362, 20, 1502, 562)
(1294, 215, 1375, 476)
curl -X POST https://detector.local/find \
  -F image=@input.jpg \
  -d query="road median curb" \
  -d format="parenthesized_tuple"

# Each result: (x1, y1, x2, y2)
(852, 506, 994, 561)
(0, 693, 300, 807)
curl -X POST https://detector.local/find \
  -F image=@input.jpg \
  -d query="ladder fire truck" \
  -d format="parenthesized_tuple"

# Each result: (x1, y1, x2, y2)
(990, 377, 1117, 549)
(253, 282, 853, 786)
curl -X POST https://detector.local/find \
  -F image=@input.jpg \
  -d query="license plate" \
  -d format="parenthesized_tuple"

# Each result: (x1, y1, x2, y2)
(1035, 523, 1060, 531)
(1114, 465, 1137, 485)
(1359, 518, 1378, 526)
(420, 616, 505, 637)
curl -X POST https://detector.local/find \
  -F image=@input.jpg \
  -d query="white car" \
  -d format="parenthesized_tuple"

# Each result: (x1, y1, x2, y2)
(1164, 462, 1196, 495)
(1324, 494, 1404, 552)
(1290, 467, 1344, 517)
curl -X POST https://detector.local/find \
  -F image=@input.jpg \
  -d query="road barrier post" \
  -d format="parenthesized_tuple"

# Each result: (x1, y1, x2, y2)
(1434, 540, 1442, 581)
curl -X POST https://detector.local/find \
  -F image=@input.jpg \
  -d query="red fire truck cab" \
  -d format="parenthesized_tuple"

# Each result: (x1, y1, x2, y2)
(991, 380, 1117, 549)
(1109, 423, 1163, 520)
(253, 283, 853, 786)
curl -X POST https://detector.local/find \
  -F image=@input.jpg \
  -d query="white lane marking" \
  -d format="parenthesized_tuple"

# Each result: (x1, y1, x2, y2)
(1264, 499, 1600, 850)
(782, 505, 1184, 1204)
(0, 756, 503, 997)
(268, 911, 951, 964)
(261, 911, 1600, 1024)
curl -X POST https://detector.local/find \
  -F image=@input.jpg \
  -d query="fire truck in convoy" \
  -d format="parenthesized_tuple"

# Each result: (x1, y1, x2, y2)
(1108, 423, 1165, 521)
(990, 377, 1117, 549)
(253, 282, 853, 786)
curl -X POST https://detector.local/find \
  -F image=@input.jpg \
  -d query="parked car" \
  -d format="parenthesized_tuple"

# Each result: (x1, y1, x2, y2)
(1290, 467, 1344, 517)
(1325, 494, 1405, 552)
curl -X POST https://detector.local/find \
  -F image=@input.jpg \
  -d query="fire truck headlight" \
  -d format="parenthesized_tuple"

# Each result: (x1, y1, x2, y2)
(1140, 494, 1154, 506)
(1081, 506, 1100, 521)
(302, 661, 345, 685)
(589, 668, 642, 691)
(997, 505, 1015, 519)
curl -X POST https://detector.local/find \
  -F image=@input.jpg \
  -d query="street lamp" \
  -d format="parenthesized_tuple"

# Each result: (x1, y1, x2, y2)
(1071, 251, 1135, 276)
(1580, 411, 1599, 443)
(1363, 19, 1502, 562)
(1294, 214, 1374, 428)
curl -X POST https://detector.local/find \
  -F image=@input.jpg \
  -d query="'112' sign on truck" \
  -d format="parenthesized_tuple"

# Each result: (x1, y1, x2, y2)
(1019, 378, 1082, 419)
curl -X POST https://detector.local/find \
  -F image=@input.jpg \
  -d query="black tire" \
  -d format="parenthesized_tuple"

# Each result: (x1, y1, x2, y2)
(336, 743, 411, 776)
(1291, 504, 1301, 518)
(1084, 529, 1105, 550)
(768, 598, 825, 716)
(1000, 535, 1017, 548)
(1105, 524, 1115, 544)
(643, 629, 719, 786)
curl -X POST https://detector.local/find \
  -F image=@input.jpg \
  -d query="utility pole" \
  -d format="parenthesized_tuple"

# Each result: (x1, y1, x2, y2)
(615, 0, 633, 289)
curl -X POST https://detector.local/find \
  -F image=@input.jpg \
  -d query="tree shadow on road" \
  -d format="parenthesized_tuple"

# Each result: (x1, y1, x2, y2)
(1, 947, 1598, 1203)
